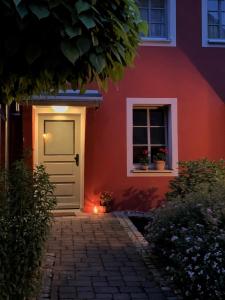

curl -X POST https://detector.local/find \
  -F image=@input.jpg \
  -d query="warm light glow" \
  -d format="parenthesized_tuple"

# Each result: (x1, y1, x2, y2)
(93, 206, 99, 214)
(43, 133, 47, 139)
(51, 106, 69, 113)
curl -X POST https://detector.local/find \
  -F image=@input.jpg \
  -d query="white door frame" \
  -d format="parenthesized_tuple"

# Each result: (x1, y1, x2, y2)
(33, 105, 86, 210)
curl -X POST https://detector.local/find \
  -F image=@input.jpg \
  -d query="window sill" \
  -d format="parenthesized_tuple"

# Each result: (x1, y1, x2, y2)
(129, 169, 177, 177)
(140, 38, 176, 47)
(208, 38, 225, 44)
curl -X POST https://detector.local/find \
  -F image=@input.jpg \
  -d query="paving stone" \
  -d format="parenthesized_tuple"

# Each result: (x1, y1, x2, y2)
(38, 214, 176, 300)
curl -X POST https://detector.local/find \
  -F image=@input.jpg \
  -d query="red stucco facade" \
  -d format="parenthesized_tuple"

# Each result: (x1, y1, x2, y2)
(17, 0, 225, 211)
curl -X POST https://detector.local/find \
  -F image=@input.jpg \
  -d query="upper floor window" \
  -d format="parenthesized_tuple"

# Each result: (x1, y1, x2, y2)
(137, 0, 176, 47)
(202, 0, 225, 46)
(138, 0, 168, 38)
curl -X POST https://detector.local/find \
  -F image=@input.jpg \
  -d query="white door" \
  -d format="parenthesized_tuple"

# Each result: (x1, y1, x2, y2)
(38, 114, 81, 209)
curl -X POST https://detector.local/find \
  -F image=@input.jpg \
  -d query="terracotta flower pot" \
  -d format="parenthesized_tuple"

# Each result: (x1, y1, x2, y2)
(141, 164, 149, 170)
(155, 160, 166, 170)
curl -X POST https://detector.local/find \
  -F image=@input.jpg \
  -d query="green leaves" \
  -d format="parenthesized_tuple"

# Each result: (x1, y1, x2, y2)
(89, 53, 106, 73)
(65, 25, 82, 39)
(77, 37, 91, 56)
(79, 15, 96, 29)
(61, 40, 79, 64)
(0, 160, 56, 299)
(0, 0, 142, 103)
(29, 3, 49, 19)
(25, 42, 42, 64)
(75, 0, 91, 14)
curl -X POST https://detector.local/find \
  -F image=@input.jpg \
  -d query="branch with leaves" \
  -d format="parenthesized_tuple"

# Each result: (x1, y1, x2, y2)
(0, 0, 147, 103)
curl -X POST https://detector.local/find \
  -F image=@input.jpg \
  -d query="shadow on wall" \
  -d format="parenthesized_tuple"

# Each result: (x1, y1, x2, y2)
(114, 187, 162, 211)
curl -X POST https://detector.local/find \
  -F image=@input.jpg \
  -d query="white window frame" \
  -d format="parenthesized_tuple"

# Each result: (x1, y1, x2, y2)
(126, 98, 178, 177)
(140, 0, 176, 47)
(202, 0, 225, 47)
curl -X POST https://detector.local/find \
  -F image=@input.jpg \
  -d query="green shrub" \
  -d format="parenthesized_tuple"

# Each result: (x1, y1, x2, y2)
(145, 184, 225, 299)
(167, 159, 225, 200)
(0, 160, 56, 300)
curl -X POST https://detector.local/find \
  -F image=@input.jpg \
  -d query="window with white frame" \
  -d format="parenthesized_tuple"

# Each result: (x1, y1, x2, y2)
(202, 0, 225, 46)
(137, 0, 176, 46)
(127, 98, 178, 176)
(133, 107, 168, 164)
(138, 0, 168, 38)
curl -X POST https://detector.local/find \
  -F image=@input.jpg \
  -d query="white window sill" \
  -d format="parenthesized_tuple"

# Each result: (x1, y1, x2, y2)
(140, 37, 176, 47)
(129, 169, 177, 177)
(208, 38, 225, 44)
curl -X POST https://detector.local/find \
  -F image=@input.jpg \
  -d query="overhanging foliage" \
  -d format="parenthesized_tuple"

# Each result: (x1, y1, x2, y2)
(0, 0, 146, 103)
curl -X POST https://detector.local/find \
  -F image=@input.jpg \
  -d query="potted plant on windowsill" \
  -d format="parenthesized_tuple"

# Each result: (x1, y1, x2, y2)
(139, 149, 150, 170)
(154, 148, 168, 170)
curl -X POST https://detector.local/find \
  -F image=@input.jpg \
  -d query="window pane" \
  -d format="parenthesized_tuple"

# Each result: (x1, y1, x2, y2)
(221, 26, 225, 37)
(222, 12, 225, 24)
(133, 146, 148, 164)
(133, 109, 147, 126)
(133, 127, 148, 144)
(140, 8, 148, 22)
(151, 9, 165, 23)
(151, 0, 165, 9)
(150, 109, 165, 126)
(150, 24, 166, 37)
(208, 25, 219, 37)
(137, 0, 149, 7)
(208, 0, 219, 11)
(208, 12, 219, 24)
(221, 0, 225, 10)
(150, 127, 165, 144)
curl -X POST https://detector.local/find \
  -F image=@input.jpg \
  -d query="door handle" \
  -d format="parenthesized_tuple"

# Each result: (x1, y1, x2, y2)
(74, 154, 79, 166)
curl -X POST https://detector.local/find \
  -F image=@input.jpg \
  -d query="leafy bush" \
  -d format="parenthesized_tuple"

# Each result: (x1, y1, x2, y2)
(145, 184, 225, 299)
(0, 160, 56, 300)
(167, 159, 225, 200)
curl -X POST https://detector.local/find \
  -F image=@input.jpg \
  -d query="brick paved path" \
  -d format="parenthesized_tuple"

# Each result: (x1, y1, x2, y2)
(46, 214, 166, 300)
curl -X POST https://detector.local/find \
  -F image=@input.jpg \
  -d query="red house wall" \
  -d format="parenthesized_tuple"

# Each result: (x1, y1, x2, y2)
(84, 0, 225, 211)
(21, 0, 225, 212)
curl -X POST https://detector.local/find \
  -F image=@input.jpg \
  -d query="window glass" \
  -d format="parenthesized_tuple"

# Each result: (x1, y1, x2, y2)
(133, 146, 148, 163)
(133, 109, 147, 126)
(208, 0, 225, 39)
(151, 0, 165, 8)
(133, 128, 148, 144)
(208, 12, 219, 24)
(132, 106, 168, 166)
(137, 0, 168, 38)
(150, 109, 165, 126)
(150, 127, 165, 144)
(208, 0, 219, 10)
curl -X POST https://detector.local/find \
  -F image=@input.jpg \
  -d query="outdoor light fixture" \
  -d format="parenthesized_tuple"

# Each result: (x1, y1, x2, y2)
(93, 206, 99, 214)
(51, 106, 68, 113)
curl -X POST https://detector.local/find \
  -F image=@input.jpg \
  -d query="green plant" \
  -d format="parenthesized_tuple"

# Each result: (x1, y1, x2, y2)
(167, 159, 225, 200)
(100, 191, 113, 212)
(0, 0, 147, 104)
(153, 147, 168, 161)
(145, 184, 225, 299)
(139, 149, 149, 165)
(0, 160, 56, 300)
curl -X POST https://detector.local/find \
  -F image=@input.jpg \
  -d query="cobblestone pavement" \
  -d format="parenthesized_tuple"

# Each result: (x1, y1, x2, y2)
(44, 213, 167, 300)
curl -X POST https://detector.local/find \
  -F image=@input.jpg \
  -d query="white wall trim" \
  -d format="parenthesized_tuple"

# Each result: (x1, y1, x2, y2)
(140, 0, 176, 47)
(33, 105, 86, 210)
(126, 98, 178, 177)
(202, 0, 225, 48)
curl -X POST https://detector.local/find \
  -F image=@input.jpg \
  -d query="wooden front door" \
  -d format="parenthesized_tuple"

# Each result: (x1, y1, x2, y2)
(38, 114, 81, 209)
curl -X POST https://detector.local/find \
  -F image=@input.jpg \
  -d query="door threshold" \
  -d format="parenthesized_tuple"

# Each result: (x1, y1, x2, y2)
(52, 209, 81, 217)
